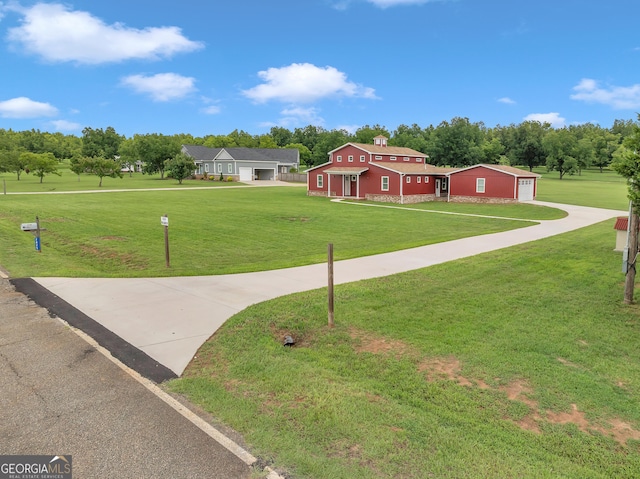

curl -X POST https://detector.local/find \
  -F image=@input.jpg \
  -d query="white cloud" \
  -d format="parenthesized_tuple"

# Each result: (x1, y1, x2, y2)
(523, 112, 566, 128)
(336, 124, 360, 134)
(242, 63, 377, 104)
(498, 97, 516, 105)
(6, 3, 203, 64)
(278, 106, 325, 128)
(570, 78, 640, 109)
(121, 73, 197, 101)
(201, 105, 221, 115)
(0, 97, 58, 118)
(51, 119, 81, 131)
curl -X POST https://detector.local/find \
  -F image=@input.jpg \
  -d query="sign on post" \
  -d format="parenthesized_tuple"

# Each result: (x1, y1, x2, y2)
(162, 214, 170, 268)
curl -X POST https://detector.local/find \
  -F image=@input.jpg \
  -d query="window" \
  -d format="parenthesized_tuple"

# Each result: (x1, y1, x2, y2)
(227, 163, 233, 173)
(360, 155, 365, 162)
(403, 157, 410, 161)
(406, 176, 411, 184)
(425, 176, 429, 183)
(417, 177, 421, 183)
(217, 163, 222, 173)
(381, 176, 389, 191)
(204, 163, 209, 173)
(375, 155, 382, 160)
(442, 178, 448, 190)
(390, 156, 397, 161)
(348, 155, 353, 162)
(317, 175, 323, 188)
(416, 158, 423, 162)
(337, 155, 342, 162)
(476, 178, 485, 193)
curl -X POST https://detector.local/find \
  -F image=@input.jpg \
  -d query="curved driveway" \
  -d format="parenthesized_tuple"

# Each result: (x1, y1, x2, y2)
(31, 201, 625, 377)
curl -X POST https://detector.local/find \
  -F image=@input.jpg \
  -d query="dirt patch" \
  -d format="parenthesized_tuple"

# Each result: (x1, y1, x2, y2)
(557, 357, 581, 368)
(419, 357, 640, 445)
(97, 236, 128, 241)
(269, 323, 313, 348)
(349, 328, 410, 357)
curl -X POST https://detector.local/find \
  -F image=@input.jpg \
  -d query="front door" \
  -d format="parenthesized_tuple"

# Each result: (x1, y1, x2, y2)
(435, 179, 441, 198)
(343, 176, 351, 197)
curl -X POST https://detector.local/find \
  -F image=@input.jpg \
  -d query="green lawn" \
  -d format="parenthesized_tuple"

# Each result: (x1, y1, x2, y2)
(0, 162, 240, 192)
(169, 221, 640, 479)
(534, 168, 629, 210)
(0, 187, 544, 278)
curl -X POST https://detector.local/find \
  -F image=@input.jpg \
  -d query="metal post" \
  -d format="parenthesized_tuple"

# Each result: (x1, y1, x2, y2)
(328, 243, 334, 328)
(163, 214, 170, 268)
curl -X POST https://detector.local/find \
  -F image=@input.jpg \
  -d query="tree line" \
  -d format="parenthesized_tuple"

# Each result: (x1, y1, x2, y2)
(0, 118, 638, 184)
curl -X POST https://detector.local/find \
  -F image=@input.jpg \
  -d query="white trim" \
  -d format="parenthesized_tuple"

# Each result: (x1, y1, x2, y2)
(476, 177, 485, 193)
(317, 174, 323, 188)
(381, 176, 389, 191)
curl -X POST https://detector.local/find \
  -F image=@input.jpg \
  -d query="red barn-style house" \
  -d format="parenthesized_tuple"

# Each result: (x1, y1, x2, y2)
(307, 135, 540, 204)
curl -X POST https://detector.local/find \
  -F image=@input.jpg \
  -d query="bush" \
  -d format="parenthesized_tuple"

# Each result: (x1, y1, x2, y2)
(226, 176, 233, 182)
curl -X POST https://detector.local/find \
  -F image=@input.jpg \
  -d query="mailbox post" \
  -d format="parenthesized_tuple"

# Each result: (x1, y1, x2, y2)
(161, 214, 170, 268)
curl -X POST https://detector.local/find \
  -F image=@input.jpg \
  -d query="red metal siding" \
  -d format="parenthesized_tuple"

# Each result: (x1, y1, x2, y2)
(362, 165, 401, 195)
(449, 167, 517, 199)
(332, 145, 370, 165)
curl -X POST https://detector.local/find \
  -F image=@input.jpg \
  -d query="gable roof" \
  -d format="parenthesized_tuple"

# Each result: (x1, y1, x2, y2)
(329, 142, 427, 158)
(447, 164, 541, 178)
(182, 144, 299, 164)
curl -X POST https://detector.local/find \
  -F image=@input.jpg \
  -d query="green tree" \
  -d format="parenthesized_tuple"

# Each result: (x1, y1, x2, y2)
(543, 129, 577, 179)
(510, 121, 549, 171)
(285, 143, 312, 167)
(132, 134, 180, 179)
(164, 153, 196, 184)
(310, 129, 350, 166)
(429, 117, 485, 167)
(82, 126, 123, 159)
(28, 152, 61, 183)
(0, 149, 29, 180)
(269, 126, 293, 147)
(80, 156, 123, 187)
(353, 125, 389, 145)
(611, 116, 640, 303)
(391, 124, 430, 153)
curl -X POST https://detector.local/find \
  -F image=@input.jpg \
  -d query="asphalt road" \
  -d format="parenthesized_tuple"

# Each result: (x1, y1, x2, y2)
(0, 278, 251, 479)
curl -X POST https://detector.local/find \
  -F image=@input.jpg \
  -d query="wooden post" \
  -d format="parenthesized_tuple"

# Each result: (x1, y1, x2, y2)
(163, 214, 170, 268)
(624, 209, 638, 304)
(328, 243, 334, 328)
(3, 179, 6, 195)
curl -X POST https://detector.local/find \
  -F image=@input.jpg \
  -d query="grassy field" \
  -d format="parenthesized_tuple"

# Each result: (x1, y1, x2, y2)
(534, 168, 628, 210)
(165, 170, 640, 478)
(169, 220, 640, 479)
(0, 187, 553, 278)
(0, 162, 240, 192)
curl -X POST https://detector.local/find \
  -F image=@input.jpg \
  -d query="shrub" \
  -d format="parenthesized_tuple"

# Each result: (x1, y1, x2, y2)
(226, 176, 233, 182)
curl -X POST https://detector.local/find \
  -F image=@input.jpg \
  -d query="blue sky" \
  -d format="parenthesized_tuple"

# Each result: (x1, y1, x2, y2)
(0, 0, 638, 137)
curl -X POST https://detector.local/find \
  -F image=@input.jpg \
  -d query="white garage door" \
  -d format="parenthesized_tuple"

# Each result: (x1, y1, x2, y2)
(239, 167, 253, 181)
(518, 179, 534, 201)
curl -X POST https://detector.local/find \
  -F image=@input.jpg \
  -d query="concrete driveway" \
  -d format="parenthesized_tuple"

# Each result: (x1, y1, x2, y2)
(17, 201, 625, 379)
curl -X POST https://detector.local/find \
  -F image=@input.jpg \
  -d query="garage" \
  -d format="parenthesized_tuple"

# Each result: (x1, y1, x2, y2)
(239, 167, 253, 182)
(255, 168, 276, 180)
(518, 179, 534, 201)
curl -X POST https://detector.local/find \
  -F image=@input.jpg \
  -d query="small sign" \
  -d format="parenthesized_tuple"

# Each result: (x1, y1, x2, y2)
(35, 236, 41, 251)
(21, 222, 38, 231)
(161, 216, 169, 227)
